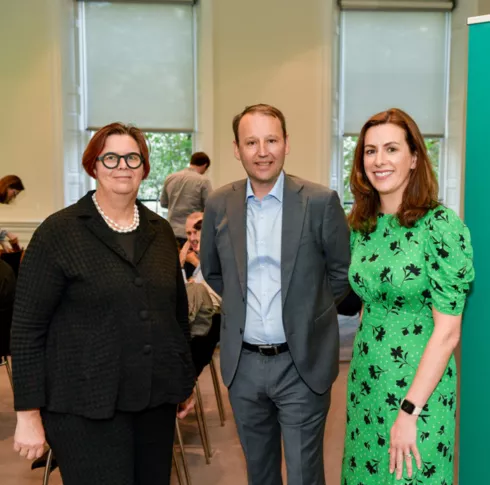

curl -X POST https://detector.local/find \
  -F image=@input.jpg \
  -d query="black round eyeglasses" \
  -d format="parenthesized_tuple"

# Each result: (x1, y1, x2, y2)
(96, 152, 144, 169)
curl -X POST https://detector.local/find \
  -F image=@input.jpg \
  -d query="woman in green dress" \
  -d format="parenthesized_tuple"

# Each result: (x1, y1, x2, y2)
(341, 108, 474, 484)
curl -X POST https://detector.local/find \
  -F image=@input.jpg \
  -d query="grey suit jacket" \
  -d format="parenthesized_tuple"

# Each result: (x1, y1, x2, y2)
(200, 174, 350, 394)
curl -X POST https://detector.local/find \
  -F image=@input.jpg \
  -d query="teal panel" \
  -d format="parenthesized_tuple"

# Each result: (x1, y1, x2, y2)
(460, 20, 490, 485)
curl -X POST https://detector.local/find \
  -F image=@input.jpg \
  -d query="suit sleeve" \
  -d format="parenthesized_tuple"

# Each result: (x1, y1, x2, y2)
(322, 191, 351, 304)
(200, 198, 223, 296)
(201, 179, 213, 209)
(11, 226, 66, 410)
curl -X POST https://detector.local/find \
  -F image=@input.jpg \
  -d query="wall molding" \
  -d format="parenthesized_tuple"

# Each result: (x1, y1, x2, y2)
(0, 221, 41, 247)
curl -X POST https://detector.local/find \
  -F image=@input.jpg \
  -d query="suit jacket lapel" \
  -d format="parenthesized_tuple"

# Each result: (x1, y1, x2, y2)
(281, 175, 307, 307)
(227, 181, 247, 299)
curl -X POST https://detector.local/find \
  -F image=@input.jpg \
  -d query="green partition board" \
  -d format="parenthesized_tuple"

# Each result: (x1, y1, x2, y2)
(460, 19, 490, 485)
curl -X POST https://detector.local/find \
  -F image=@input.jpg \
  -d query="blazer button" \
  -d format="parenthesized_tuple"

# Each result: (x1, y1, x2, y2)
(134, 277, 144, 287)
(139, 310, 149, 320)
(239, 328, 243, 335)
(143, 344, 152, 355)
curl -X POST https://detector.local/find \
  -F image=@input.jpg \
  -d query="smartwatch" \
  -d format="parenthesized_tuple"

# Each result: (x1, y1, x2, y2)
(400, 399, 423, 416)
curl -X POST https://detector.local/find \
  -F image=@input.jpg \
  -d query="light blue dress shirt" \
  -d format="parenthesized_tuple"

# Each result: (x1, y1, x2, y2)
(243, 171, 286, 345)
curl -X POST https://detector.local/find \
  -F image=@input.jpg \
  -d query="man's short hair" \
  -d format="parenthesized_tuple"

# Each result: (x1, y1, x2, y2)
(193, 220, 203, 231)
(190, 152, 211, 168)
(232, 104, 287, 145)
(186, 211, 203, 225)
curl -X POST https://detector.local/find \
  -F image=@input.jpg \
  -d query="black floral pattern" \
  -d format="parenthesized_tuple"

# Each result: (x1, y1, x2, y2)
(342, 207, 474, 484)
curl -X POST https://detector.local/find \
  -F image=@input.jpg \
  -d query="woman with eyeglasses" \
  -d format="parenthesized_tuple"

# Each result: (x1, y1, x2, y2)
(11, 122, 195, 485)
(0, 175, 25, 252)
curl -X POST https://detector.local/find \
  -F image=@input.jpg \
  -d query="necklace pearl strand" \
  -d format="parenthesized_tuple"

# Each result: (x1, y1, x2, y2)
(92, 193, 139, 233)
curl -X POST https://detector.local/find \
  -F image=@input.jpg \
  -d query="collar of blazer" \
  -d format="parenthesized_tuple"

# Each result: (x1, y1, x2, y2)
(74, 190, 159, 266)
(227, 173, 307, 305)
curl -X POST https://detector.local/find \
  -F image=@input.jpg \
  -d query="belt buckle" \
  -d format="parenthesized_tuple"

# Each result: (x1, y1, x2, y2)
(258, 345, 278, 356)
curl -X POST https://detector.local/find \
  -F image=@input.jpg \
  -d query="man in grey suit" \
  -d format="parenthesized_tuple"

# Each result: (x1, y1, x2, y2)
(200, 104, 350, 484)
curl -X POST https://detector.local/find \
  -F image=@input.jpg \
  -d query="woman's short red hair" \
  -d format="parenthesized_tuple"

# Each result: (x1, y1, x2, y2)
(348, 108, 439, 233)
(82, 122, 150, 179)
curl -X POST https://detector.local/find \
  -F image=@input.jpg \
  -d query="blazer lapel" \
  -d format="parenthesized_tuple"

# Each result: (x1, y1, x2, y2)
(82, 215, 131, 263)
(281, 175, 307, 306)
(226, 181, 247, 299)
(76, 192, 155, 266)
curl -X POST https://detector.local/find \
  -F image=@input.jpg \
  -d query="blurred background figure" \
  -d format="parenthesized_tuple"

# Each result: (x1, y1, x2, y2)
(160, 152, 213, 247)
(0, 175, 24, 253)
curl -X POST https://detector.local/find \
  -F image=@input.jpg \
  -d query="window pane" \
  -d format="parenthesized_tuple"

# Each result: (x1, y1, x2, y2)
(138, 132, 192, 217)
(342, 11, 448, 136)
(84, 2, 194, 131)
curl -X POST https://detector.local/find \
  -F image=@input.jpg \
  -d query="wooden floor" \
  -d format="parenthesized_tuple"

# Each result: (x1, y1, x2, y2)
(0, 356, 348, 484)
(0, 356, 459, 484)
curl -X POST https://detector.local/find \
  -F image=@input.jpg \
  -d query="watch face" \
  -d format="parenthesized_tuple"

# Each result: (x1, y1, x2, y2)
(401, 399, 416, 414)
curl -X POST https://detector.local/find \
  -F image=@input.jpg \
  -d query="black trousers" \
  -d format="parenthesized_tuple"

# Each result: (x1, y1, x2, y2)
(42, 403, 177, 485)
(190, 313, 221, 377)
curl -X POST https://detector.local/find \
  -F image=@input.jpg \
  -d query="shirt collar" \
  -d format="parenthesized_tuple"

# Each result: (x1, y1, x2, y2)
(246, 170, 285, 202)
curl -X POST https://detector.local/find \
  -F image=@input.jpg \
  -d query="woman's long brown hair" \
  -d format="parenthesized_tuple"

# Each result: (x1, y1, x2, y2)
(348, 108, 439, 234)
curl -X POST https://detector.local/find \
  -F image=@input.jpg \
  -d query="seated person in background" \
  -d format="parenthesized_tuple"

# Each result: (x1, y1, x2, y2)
(181, 213, 221, 377)
(180, 211, 202, 280)
(0, 175, 25, 252)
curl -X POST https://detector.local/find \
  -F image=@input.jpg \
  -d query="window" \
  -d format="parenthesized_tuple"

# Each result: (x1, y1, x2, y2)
(138, 132, 192, 216)
(335, 10, 450, 210)
(77, 1, 197, 212)
(83, 2, 195, 132)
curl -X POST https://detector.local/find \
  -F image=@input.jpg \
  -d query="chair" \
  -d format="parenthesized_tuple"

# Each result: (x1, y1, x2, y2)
(42, 449, 54, 485)
(209, 356, 226, 426)
(174, 419, 192, 485)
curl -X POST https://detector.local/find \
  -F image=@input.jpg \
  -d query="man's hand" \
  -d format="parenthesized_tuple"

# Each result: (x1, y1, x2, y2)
(13, 410, 46, 460)
(179, 241, 191, 268)
(177, 394, 195, 420)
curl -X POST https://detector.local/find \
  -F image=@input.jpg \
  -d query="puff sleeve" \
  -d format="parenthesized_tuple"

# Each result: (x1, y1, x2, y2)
(425, 207, 475, 315)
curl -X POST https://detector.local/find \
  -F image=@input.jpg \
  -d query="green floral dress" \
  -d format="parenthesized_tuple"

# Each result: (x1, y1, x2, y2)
(341, 206, 474, 485)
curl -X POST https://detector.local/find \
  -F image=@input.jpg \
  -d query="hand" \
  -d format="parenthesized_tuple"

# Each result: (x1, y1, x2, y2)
(7, 232, 19, 245)
(177, 394, 195, 420)
(185, 251, 200, 268)
(13, 410, 46, 460)
(179, 241, 191, 268)
(389, 411, 422, 479)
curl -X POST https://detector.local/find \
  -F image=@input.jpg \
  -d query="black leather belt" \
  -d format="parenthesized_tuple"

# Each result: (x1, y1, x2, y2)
(242, 341, 289, 356)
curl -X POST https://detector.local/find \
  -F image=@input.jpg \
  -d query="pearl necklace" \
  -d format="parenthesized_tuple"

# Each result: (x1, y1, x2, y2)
(92, 193, 140, 233)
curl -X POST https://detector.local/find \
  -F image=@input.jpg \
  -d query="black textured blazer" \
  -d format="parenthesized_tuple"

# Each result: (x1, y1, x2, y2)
(11, 191, 195, 419)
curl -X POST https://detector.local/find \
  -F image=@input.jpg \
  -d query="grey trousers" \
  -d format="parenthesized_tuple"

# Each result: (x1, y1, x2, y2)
(228, 348, 331, 485)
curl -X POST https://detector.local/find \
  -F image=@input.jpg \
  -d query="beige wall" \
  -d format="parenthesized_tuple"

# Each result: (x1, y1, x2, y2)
(478, 0, 490, 14)
(0, 0, 477, 239)
(446, 0, 479, 215)
(0, 0, 64, 231)
(209, 0, 336, 188)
